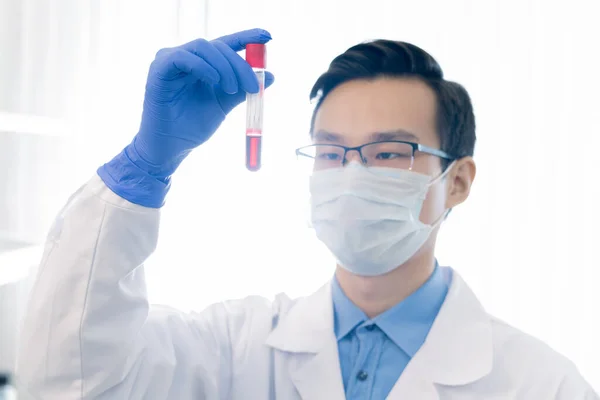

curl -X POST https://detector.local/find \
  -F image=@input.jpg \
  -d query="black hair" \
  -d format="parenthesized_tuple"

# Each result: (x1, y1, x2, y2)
(309, 40, 476, 170)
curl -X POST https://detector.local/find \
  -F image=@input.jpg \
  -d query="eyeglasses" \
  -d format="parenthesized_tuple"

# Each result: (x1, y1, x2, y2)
(295, 140, 454, 170)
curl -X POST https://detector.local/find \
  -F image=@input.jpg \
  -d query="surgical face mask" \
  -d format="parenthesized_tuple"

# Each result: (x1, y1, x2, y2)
(309, 162, 453, 276)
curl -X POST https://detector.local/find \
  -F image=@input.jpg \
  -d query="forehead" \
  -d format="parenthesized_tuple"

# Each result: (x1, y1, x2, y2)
(312, 77, 439, 147)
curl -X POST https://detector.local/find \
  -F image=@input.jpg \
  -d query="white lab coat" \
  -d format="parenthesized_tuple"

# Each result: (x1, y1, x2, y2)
(15, 175, 598, 400)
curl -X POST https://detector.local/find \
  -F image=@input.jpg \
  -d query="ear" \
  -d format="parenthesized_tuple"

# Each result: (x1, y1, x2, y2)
(445, 157, 476, 209)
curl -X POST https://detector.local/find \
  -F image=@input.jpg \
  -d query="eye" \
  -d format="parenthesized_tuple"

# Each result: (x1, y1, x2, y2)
(375, 152, 410, 160)
(316, 152, 342, 161)
(314, 145, 344, 161)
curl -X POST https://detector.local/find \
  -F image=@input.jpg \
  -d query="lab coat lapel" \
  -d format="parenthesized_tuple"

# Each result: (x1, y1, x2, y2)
(287, 339, 345, 400)
(386, 270, 494, 399)
(266, 283, 346, 400)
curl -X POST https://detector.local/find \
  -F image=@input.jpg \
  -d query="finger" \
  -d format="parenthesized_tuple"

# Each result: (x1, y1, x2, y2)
(181, 39, 239, 94)
(212, 40, 260, 93)
(155, 49, 219, 84)
(213, 28, 272, 52)
(220, 71, 276, 110)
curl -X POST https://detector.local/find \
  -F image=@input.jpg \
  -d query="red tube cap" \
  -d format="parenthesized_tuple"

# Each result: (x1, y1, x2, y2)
(246, 44, 266, 69)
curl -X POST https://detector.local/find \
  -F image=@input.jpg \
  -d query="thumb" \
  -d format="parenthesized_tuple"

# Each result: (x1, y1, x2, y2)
(264, 71, 275, 89)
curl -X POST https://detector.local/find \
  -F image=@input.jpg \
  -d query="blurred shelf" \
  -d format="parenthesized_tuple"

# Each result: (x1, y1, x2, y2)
(0, 238, 42, 286)
(0, 111, 72, 137)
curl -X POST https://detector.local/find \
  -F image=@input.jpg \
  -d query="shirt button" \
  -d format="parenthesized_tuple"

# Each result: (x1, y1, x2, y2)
(357, 371, 369, 381)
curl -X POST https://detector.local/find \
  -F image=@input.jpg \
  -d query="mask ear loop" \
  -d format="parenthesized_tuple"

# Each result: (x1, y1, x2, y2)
(429, 208, 450, 229)
(405, 162, 456, 225)
(428, 160, 457, 187)
(416, 160, 458, 227)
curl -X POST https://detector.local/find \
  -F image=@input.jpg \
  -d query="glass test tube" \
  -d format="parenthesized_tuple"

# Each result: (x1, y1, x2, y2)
(245, 43, 266, 172)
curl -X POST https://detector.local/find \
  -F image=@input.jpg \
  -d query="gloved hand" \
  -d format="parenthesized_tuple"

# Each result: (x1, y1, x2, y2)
(98, 28, 274, 208)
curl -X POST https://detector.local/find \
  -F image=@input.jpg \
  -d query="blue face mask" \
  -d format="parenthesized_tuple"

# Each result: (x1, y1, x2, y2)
(309, 162, 453, 276)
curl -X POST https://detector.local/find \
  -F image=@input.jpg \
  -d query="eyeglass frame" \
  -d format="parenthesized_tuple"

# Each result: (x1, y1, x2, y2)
(295, 140, 455, 169)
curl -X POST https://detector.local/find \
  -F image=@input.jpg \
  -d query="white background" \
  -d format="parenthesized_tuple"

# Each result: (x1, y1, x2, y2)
(1, 0, 598, 391)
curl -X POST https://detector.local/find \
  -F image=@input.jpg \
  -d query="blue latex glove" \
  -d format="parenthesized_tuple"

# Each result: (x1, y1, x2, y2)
(98, 28, 274, 208)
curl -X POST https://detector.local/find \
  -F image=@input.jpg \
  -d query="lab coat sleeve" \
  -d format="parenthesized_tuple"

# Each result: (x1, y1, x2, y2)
(15, 175, 262, 400)
(554, 364, 600, 400)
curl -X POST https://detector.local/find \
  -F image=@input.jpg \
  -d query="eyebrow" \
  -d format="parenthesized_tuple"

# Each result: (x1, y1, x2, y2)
(312, 129, 419, 143)
(370, 130, 419, 143)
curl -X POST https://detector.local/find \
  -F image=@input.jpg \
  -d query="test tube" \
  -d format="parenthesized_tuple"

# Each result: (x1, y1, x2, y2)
(245, 43, 266, 172)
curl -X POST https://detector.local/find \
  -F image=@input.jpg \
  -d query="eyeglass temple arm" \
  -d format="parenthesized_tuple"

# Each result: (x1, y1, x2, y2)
(416, 144, 453, 160)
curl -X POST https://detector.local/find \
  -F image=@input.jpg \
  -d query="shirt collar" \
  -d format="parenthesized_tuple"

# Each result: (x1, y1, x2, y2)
(332, 262, 450, 357)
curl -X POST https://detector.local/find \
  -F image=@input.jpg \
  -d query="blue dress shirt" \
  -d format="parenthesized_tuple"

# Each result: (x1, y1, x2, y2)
(332, 264, 451, 399)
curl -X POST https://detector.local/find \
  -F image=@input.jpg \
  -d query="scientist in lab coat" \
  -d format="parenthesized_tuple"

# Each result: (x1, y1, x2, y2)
(16, 28, 598, 399)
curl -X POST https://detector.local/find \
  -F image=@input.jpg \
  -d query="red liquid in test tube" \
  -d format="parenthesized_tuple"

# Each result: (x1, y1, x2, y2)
(245, 43, 266, 172)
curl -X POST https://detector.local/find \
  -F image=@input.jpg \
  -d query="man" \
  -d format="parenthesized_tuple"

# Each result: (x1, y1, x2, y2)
(16, 28, 597, 399)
